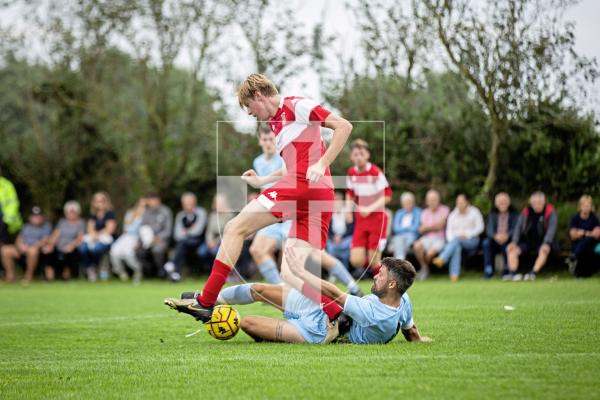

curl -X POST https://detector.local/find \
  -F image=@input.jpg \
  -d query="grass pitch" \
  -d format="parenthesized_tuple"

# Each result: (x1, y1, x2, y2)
(1, 275, 599, 399)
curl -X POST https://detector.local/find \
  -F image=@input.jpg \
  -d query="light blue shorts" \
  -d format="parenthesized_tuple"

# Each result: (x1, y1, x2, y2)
(283, 288, 328, 344)
(256, 220, 292, 249)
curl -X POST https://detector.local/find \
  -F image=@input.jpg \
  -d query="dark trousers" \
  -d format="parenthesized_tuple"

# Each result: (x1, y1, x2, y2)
(483, 238, 508, 274)
(172, 237, 203, 273)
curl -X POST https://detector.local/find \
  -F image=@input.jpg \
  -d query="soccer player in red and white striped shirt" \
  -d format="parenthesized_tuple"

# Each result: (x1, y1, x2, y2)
(346, 139, 392, 277)
(165, 74, 353, 328)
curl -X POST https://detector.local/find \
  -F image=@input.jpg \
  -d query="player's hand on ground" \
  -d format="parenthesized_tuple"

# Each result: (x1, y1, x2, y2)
(419, 336, 433, 342)
(306, 160, 326, 183)
(241, 169, 263, 188)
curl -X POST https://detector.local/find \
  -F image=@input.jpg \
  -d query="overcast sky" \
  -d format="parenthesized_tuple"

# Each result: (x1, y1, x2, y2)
(1, 0, 598, 125)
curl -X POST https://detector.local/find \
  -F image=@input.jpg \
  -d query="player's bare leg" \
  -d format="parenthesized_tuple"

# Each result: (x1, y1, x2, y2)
(314, 249, 362, 296)
(413, 240, 430, 279)
(350, 247, 367, 270)
(250, 283, 289, 309)
(241, 316, 305, 343)
(164, 200, 279, 321)
(367, 249, 382, 272)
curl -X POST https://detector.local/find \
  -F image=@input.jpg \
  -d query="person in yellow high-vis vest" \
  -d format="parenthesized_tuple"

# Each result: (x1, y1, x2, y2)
(0, 167, 23, 242)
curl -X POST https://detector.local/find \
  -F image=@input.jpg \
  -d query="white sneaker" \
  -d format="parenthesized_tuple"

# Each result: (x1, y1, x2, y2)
(163, 261, 175, 273)
(512, 273, 523, 281)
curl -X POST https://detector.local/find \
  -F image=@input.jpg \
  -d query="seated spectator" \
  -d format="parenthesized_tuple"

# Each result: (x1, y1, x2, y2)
(44, 201, 85, 281)
(433, 193, 484, 281)
(78, 192, 117, 282)
(567, 195, 600, 277)
(198, 194, 233, 268)
(136, 193, 173, 278)
(391, 191, 421, 260)
(163, 192, 207, 282)
(412, 189, 450, 280)
(326, 191, 354, 269)
(110, 198, 145, 283)
(506, 191, 558, 281)
(482, 192, 518, 278)
(1, 206, 52, 284)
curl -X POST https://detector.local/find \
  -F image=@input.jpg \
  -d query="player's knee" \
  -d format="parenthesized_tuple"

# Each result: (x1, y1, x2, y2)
(223, 216, 250, 238)
(413, 241, 423, 252)
(249, 242, 264, 259)
(250, 283, 265, 298)
(240, 317, 257, 332)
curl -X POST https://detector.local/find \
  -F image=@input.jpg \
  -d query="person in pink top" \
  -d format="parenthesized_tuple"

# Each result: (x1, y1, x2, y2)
(412, 190, 450, 280)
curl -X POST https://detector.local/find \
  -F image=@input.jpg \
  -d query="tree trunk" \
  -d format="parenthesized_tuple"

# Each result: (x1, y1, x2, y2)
(481, 120, 503, 198)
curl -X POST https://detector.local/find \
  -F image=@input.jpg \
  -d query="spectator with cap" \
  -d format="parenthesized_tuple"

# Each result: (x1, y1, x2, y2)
(506, 191, 558, 281)
(44, 201, 85, 281)
(78, 191, 117, 282)
(1, 206, 52, 284)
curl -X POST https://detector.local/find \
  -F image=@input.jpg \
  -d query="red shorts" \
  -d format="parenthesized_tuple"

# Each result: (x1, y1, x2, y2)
(257, 177, 333, 250)
(351, 212, 388, 251)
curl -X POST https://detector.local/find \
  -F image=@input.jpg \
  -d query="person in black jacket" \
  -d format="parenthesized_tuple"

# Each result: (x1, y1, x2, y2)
(483, 192, 518, 278)
(567, 195, 600, 277)
(506, 191, 558, 281)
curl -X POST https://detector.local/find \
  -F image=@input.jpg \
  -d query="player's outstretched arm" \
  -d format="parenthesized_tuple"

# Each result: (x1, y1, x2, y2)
(241, 166, 287, 188)
(285, 247, 348, 307)
(306, 113, 352, 183)
(402, 324, 432, 342)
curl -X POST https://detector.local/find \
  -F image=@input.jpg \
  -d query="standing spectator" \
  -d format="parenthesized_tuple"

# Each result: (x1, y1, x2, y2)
(506, 191, 558, 281)
(136, 193, 173, 278)
(163, 192, 207, 282)
(391, 191, 421, 260)
(44, 201, 85, 281)
(198, 194, 233, 268)
(567, 195, 600, 277)
(0, 166, 23, 242)
(433, 193, 484, 281)
(1, 206, 51, 283)
(412, 190, 450, 280)
(110, 198, 146, 283)
(326, 191, 354, 269)
(78, 192, 117, 282)
(482, 192, 518, 278)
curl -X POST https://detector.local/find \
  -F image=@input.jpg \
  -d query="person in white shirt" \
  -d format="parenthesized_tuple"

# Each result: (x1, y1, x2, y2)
(433, 193, 484, 281)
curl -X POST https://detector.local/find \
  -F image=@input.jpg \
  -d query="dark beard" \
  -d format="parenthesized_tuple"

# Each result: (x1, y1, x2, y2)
(370, 284, 386, 298)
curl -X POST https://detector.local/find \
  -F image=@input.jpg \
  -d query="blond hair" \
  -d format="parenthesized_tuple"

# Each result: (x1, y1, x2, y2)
(578, 194, 594, 212)
(90, 191, 113, 215)
(350, 138, 369, 151)
(237, 73, 278, 108)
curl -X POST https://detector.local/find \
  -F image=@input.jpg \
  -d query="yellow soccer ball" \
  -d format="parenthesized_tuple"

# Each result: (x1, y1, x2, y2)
(205, 305, 240, 340)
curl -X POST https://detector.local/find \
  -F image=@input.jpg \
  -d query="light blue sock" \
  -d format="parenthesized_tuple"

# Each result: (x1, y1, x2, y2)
(217, 284, 254, 305)
(258, 259, 282, 284)
(330, 260, 361, 295)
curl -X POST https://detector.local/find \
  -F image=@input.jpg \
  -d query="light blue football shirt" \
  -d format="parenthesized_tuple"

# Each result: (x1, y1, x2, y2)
(344, 292, 414, 344)
(253, 153, 284, 190)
